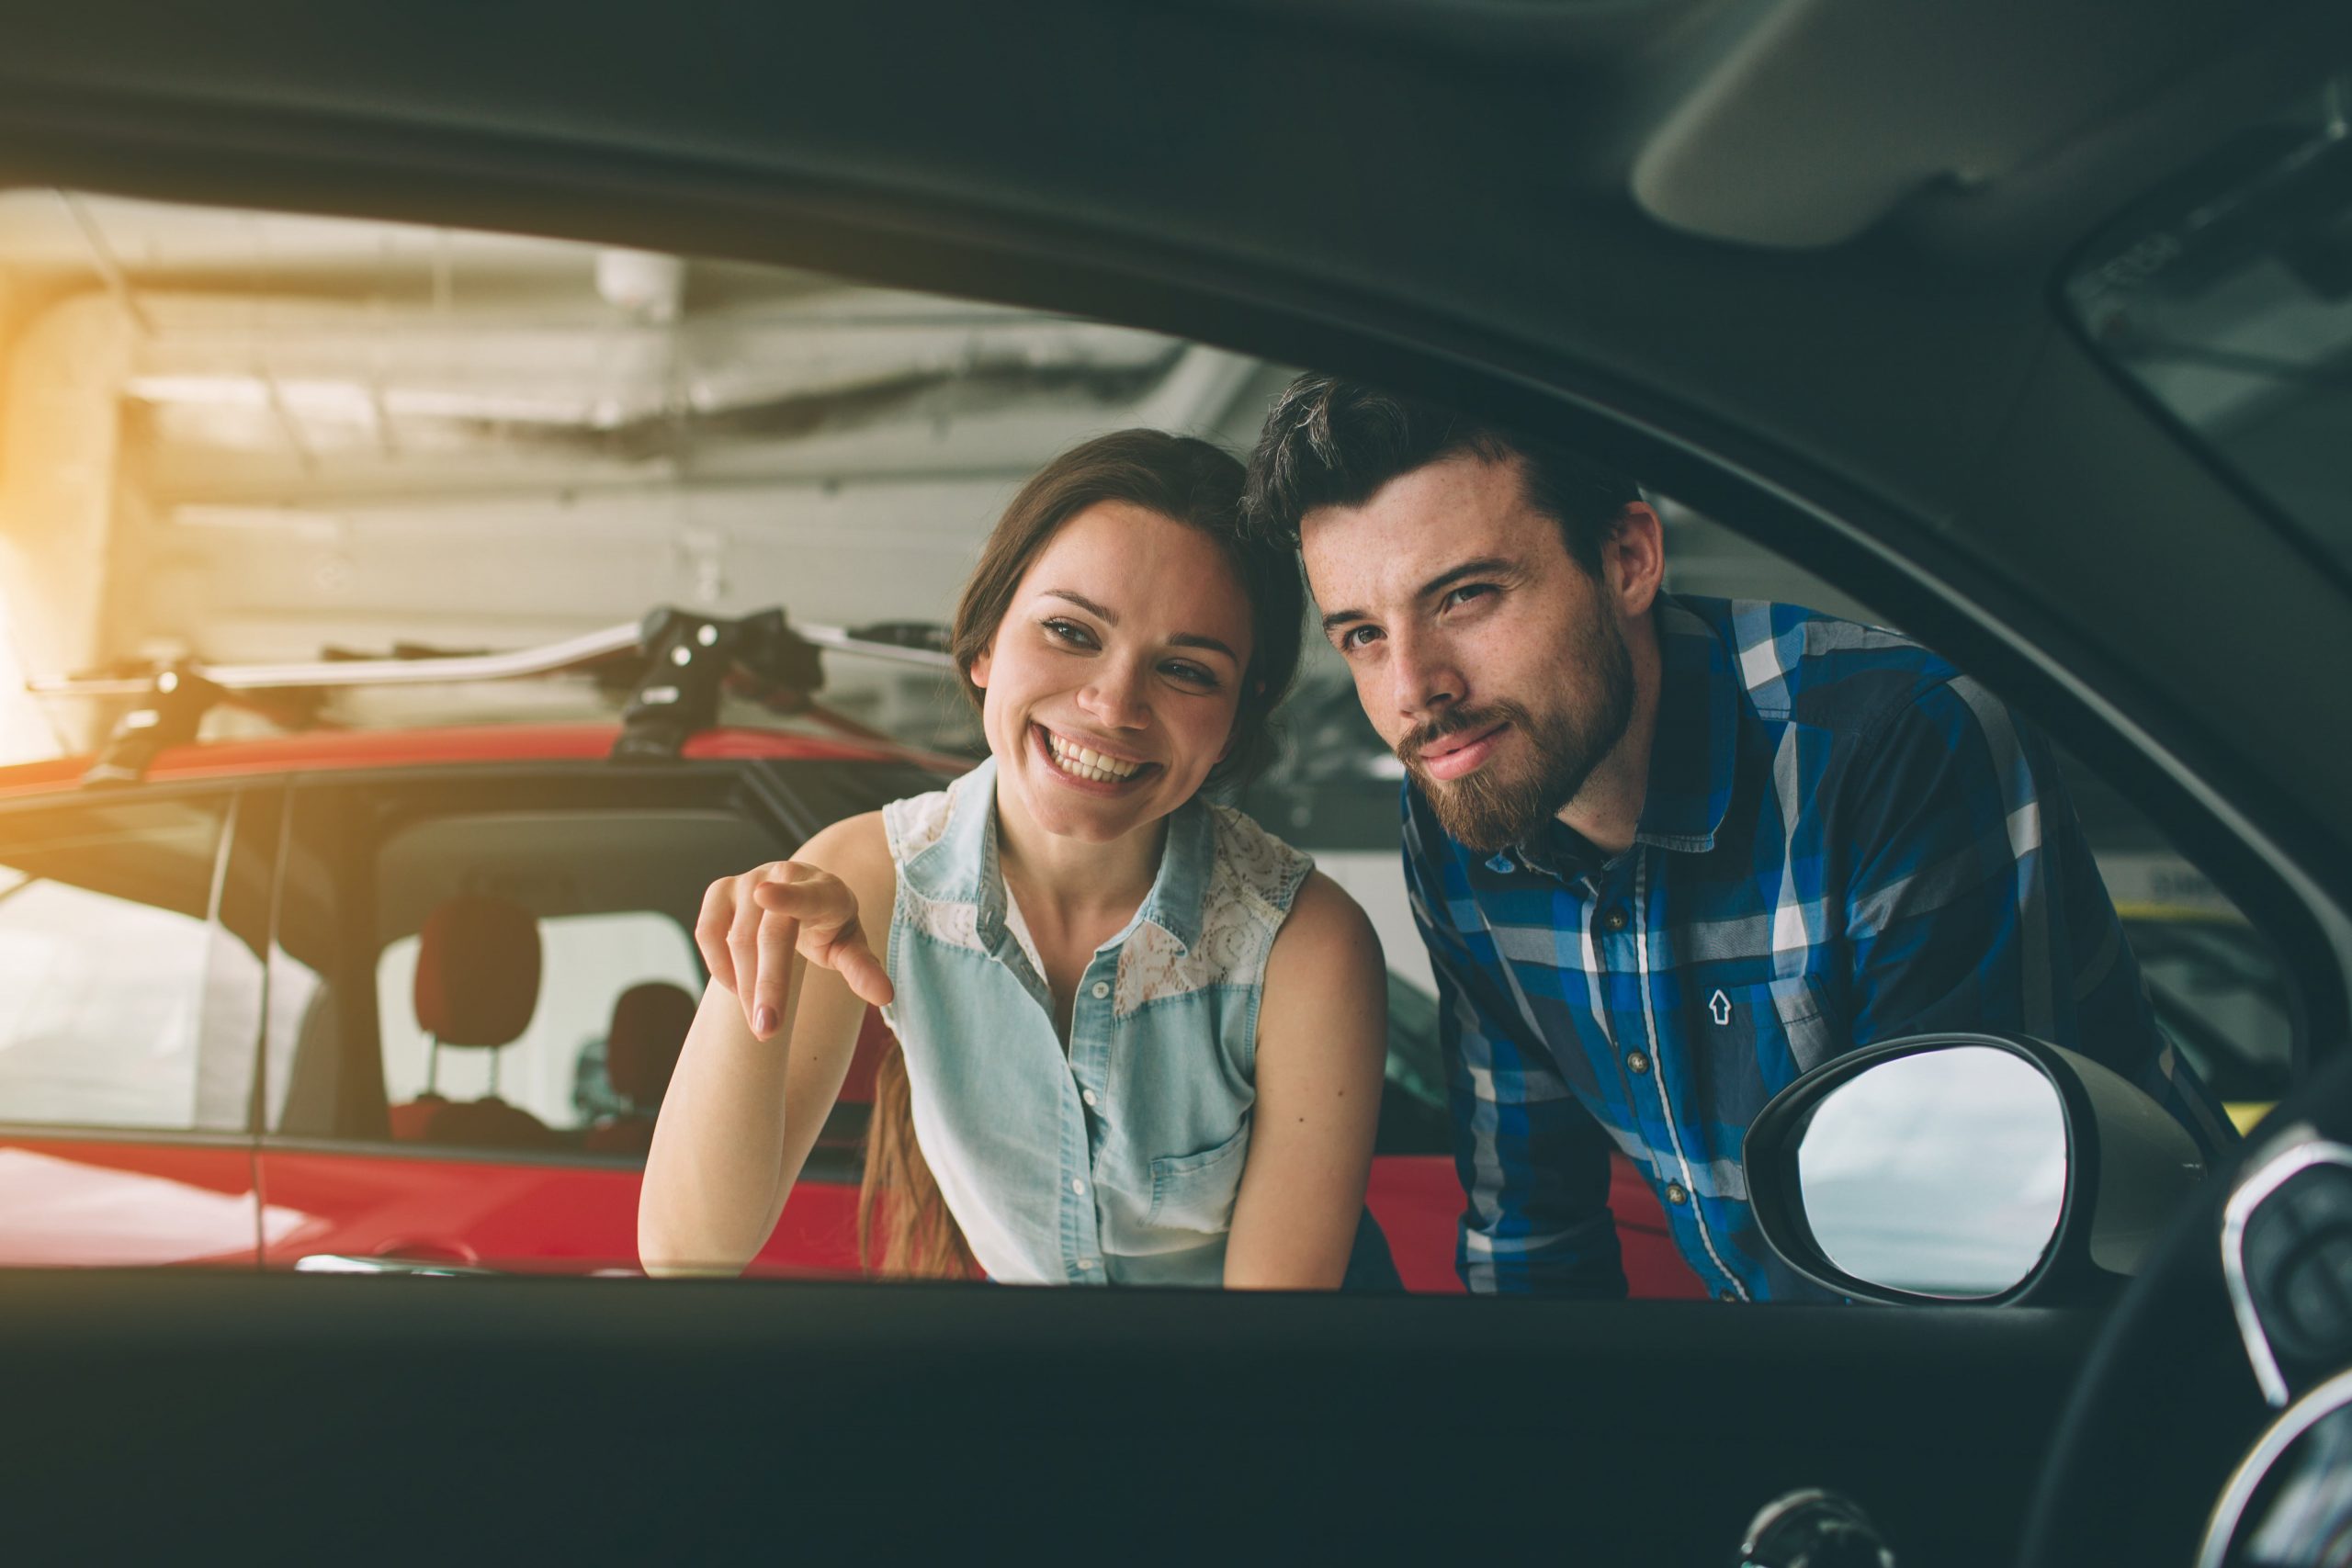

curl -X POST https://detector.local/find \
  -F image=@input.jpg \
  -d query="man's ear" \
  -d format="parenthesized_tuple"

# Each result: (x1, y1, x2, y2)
(1605, 502, 1666, 617)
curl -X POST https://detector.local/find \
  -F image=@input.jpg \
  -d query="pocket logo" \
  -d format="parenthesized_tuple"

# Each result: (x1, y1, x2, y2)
(1708, 989, 1732, 1026)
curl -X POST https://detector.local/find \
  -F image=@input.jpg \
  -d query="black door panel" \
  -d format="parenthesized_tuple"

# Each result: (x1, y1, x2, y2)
(0, 1271, 2093, 1566)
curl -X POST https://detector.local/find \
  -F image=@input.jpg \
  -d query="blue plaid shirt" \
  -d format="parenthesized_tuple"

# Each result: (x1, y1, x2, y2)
(1404, 594, 2236, 1301)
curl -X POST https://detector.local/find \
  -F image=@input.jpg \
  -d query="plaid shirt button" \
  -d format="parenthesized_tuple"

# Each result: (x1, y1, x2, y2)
(1626, 1051, 1651, 1076)
(1666, 1182, 1690, 1206)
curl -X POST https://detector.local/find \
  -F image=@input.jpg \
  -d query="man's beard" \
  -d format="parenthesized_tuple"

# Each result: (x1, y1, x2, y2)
(1397, 618, 1634, 855)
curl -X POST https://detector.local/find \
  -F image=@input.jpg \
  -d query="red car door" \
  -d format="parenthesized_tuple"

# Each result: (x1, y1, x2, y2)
(0, 786, 267, 1267)
(254, 761, 898, 1276)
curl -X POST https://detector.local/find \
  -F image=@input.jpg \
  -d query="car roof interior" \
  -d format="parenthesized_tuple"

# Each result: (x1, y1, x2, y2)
(4, 0, 2341, 1048)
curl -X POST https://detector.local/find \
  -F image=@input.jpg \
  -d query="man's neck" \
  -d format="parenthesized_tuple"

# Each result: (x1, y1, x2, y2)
(1555, 613, 1664, 857)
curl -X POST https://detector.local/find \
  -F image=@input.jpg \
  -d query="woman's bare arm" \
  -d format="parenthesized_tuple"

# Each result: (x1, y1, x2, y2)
(1223, 871, 1387, 1290)
(638, 811, 895, 1278)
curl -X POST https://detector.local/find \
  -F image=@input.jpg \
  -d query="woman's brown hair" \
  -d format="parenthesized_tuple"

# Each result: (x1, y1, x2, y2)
(856, 428, 1306, 1279)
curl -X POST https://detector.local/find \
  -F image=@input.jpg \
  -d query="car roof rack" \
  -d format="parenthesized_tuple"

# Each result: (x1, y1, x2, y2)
(26, 606, 956, 784)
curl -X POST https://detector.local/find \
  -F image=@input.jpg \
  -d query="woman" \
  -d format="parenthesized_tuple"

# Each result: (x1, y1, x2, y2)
(639, 430, 1390, 1289)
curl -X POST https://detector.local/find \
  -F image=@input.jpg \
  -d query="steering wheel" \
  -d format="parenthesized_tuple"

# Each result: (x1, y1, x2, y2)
(2015, 1052, 2352, 1567)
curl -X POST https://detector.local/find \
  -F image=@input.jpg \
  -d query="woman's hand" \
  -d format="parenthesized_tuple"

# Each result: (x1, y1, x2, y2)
(695, 860, 894, 1039)
(643, 816, 892, 1278)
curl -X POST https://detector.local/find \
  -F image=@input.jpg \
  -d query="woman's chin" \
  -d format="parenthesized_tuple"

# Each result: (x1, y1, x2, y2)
(1005, 761, 1186, 843)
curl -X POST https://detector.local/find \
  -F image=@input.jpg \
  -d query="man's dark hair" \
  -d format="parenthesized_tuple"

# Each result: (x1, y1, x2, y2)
(1241, 374, 1643, 574)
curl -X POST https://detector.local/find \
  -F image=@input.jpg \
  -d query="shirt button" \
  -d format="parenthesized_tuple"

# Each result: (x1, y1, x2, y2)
(1071, 1179, 1086, 1195)
(1090, 980, 1111, 999)
(1081, 1089, 1099, 1107)
(1625, 1051, 1651, 1076)
(1078, 1259, 1096, 1270)
(1602, 908, 1628, 932)
(1718, 1289, 1738, 1303)
(1666, 1182, 1690, 1206)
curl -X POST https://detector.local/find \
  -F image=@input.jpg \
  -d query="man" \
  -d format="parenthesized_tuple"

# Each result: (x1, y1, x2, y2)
(1243, 375, 2234, 1301)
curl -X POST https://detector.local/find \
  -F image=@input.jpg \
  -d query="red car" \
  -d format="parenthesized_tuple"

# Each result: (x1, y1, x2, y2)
(0, 627, 1702, 1295)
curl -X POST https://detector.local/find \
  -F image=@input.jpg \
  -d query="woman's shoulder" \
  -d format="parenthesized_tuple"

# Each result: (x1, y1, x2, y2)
(879, 768, 981, 866)
(1199, 801, 1315, 916)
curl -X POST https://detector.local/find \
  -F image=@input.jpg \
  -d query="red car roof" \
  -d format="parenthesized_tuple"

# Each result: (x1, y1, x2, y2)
(0, 722, 962, 800)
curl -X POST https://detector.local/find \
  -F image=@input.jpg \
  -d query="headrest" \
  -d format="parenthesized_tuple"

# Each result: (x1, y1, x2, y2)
(605, 981, 696, 1107)
(413, 896, 542, 1048)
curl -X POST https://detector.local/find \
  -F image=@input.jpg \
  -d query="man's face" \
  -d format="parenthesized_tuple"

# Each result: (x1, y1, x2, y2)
(1300, 452, 1635, 853)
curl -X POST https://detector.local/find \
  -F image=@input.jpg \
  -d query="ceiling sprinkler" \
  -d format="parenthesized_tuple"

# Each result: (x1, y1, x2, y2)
(594, 248, 684, 322)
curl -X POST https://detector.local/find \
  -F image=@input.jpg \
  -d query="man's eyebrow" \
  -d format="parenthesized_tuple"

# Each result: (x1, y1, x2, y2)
(1046, 591, 1237, 662)
(1318, 557, 1517, 636)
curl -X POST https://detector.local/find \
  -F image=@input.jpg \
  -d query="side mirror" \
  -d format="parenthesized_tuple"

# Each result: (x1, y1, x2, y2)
(1746, 1032, 2208, 1305)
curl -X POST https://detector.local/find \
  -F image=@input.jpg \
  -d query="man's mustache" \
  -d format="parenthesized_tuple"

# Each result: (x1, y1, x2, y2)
(1395, 703, 1528, 772)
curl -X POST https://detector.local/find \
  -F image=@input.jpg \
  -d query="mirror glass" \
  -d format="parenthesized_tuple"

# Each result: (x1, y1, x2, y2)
(1796, 1045, 2067, 1298)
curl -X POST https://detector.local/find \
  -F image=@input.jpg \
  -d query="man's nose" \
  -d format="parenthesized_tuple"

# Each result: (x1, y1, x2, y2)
(1388, 628, 1464, 724)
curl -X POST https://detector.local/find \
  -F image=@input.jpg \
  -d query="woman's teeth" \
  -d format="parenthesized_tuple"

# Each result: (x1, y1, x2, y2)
(1046, 731, 1141, 783)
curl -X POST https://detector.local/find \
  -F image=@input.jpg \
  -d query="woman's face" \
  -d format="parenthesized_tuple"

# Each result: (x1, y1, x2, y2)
(970, 501, 1256, 846)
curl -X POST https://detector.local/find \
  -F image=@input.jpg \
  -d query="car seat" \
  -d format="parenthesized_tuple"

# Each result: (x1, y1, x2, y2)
(582, 981, 697, 1154)
(388, 894, 559, 1150)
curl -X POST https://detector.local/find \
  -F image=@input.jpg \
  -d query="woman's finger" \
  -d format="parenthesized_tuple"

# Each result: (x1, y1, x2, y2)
(695, 875, 740, 994)
(751, 908, 799, 1039)
(725, 873, 764, 1033)
(807, 915, 895, 1010)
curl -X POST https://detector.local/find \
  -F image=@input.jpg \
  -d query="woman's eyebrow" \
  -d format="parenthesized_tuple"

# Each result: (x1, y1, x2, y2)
(1044, 590, 1234, 662)
(1044, 589, 1117, 623)
(1168, 632, 1238, 661)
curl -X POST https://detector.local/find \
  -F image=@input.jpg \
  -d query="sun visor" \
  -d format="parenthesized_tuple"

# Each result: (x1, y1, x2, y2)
(1631, 0, 2256, 247)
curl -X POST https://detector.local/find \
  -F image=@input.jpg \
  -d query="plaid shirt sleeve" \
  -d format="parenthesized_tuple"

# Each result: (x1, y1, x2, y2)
(1403, 812, 1627, 1297)
(1838, 675, 2237, 1156)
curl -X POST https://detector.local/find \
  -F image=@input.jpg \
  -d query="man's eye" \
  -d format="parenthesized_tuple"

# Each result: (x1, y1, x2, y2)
(1337, 625, 1381, 652)
(1044, 618, 1096, 648)
(1442, 583, 1495, 610)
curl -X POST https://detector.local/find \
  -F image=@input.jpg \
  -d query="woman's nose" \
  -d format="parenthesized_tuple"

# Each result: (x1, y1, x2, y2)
(1078, 661, 1150, 728)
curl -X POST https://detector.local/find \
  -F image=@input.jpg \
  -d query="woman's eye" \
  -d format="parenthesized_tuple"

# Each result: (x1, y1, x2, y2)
(1163, 661, 1220, 689)
(1043, 618, 1096, 648)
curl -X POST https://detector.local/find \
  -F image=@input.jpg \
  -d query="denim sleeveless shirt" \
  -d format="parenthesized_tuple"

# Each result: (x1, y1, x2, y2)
(877, 756, 1313, 1287)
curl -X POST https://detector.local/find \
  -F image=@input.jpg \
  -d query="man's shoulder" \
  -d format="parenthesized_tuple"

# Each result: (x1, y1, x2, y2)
(1668, 593, 1965, 739)
(1397, 778, 1497, 902)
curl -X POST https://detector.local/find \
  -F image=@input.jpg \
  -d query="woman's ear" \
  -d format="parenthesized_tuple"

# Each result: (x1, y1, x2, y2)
(967, 644, 992, 689)
(1216, 680, 1261, 766)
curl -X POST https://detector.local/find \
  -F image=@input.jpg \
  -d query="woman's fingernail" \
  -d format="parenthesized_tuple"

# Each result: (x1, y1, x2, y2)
(753, 1005, 777, 1035)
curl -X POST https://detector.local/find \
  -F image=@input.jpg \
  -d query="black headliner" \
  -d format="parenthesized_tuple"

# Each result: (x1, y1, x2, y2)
(0, 0, 2346, 1019)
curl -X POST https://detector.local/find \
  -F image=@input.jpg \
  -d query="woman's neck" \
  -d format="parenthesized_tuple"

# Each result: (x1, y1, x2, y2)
(990, 777, 1168, 931)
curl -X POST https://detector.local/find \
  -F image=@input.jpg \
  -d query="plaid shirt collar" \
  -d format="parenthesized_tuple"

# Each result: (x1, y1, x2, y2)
(1504, 595, 1739, 874)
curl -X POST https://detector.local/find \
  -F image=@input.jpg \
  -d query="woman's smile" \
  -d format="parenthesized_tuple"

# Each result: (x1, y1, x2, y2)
(1031, 721, 1161, 791)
